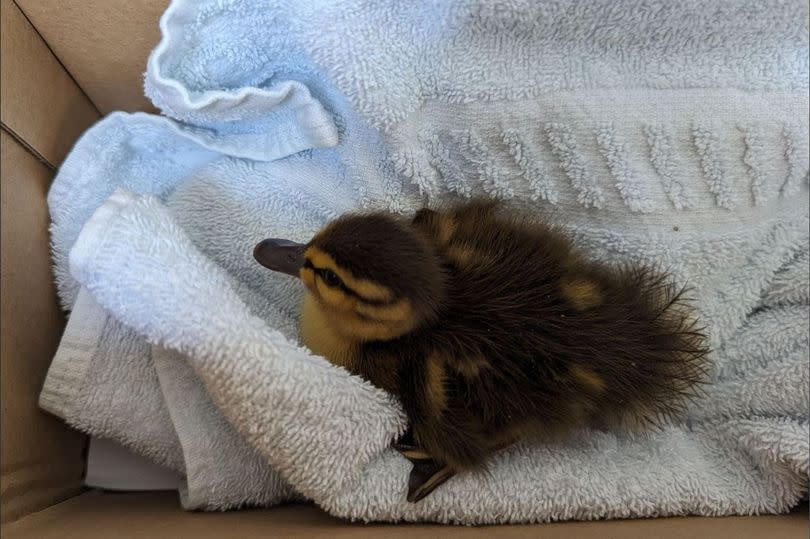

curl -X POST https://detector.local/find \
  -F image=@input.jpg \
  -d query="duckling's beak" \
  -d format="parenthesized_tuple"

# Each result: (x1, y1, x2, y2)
(253, 238, 305, 277)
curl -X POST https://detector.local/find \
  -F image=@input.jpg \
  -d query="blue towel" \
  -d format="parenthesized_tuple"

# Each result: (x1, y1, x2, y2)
(41, 0, 808, 523)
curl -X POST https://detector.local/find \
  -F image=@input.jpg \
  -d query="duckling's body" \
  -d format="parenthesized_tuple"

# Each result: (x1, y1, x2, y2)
(254, 199, 709, 502)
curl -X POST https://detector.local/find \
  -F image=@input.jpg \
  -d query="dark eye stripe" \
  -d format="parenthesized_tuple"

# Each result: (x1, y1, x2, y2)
(303, 259, 395, 306)
(317, 268, 343, 288)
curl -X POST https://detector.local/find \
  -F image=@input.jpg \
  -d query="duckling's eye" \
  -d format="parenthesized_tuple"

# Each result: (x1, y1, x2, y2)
(319, 269, 343, 288)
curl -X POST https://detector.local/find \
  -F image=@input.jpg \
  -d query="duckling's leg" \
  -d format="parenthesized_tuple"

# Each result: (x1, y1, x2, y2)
(395, 431, 522, 503)
(394, 430, 456, 502)
(406, 460, 454, 503)
(392, 429, 433, 460)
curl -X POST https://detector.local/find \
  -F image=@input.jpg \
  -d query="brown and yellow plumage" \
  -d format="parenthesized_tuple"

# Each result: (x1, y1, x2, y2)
(254, 198, 710, 502)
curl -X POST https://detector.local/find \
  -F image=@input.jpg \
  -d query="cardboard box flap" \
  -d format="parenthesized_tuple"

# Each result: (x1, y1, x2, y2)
(0, 0, 98, 168)
(15, 0, 166, 114)
(0, 132, 86, 524)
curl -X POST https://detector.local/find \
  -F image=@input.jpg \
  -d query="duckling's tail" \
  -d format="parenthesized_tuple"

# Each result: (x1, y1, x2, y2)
(601, 265, 712, 432)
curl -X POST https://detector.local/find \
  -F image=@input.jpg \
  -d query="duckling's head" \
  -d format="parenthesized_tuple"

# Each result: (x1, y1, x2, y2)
(254, 213, 444, 342)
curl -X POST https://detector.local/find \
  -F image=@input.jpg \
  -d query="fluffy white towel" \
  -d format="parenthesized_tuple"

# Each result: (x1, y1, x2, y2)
(41, 0, 808, 523)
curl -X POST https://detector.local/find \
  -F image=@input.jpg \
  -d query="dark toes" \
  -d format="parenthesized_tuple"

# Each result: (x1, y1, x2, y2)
(406, 460, 455, 503)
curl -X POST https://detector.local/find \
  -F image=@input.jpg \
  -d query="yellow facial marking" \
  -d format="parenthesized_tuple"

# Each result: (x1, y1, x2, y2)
(314, 276, 353, 310)
(300, 266, 317, 288)
(337, 314, 414, 341)
(561, 277, 602, 311)
(425, 353, 447, 417)
(304, 246, 394, 302)
(569, 365, 607, 393)
(354, 297, 414, 323)
(299, 292, 358, 370)
(300, 245, 420, 342)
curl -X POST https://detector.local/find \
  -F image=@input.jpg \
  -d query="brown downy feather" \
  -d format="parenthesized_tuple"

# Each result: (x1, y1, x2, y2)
(267, 197, 711, 499)
(358, 199, 708, 471)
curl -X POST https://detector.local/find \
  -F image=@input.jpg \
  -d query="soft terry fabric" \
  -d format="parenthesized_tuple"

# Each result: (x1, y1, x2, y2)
(41, 0, 809, 523)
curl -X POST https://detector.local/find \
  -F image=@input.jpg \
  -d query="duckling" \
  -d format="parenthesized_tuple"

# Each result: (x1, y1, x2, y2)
(253, 198, 710, 503)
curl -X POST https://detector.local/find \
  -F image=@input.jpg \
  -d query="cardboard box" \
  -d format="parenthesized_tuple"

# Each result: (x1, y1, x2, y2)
(0, 0, 807, 536)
